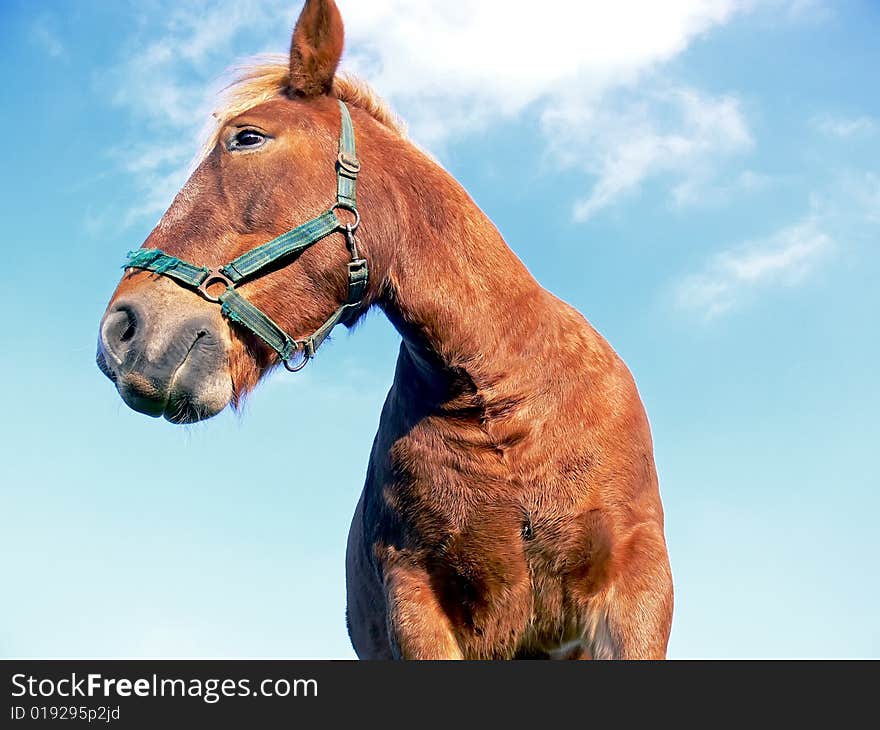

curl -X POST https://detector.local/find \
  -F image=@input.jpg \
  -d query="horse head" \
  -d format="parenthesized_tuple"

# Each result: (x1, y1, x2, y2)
(97, 0, 386, 423)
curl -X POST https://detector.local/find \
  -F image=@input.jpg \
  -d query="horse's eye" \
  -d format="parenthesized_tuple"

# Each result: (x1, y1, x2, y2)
(230, 129, 266, 150)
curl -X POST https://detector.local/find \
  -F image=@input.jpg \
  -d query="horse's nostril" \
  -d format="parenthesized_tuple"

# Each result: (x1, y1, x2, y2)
(100, 304, 141, 364)
(119, 320, 137, 343)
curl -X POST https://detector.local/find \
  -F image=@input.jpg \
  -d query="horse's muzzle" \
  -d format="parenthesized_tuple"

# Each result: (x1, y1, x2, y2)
(97, 295, 233, 424)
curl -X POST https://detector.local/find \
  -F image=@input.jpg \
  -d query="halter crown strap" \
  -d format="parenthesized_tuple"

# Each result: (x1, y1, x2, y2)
(123, 99, 367, 371)
(336, 101, 360, 208)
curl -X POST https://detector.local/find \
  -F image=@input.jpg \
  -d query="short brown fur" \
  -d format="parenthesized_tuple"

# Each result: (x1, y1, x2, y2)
(101, 0, 672, 659)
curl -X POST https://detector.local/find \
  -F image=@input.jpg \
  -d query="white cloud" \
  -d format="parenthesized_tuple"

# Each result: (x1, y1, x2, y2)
(675, 167, 880, 319)
(542, 87, 753, 220)
(98, 0, 296, 225)
(336, 1, 805, 219)
(340, 0, 741, 123)
(338, 1, 763, 218)
(813, 114, 877, 138)
(107, 0, 293, 129)
(101, 0, 817, 226)
(675, 218, 834, 317)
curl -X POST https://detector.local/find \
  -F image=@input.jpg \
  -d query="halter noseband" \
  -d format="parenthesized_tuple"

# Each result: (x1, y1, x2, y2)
(123, 100, 368, 372)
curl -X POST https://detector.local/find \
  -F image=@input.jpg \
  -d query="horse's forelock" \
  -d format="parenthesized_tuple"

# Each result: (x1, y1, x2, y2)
(199, 55, 406, 163)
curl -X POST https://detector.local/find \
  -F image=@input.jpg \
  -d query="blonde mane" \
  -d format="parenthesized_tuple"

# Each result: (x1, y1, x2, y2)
(201, 54, 406, 159)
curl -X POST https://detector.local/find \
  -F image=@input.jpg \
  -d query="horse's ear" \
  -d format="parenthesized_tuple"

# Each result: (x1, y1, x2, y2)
(288, 0, 344, 97)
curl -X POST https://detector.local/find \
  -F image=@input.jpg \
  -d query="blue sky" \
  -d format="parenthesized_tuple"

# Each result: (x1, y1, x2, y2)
(1, 0, 878, 658)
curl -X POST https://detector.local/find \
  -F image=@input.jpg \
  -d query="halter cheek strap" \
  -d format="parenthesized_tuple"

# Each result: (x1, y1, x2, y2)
(123, 100, 368, 372)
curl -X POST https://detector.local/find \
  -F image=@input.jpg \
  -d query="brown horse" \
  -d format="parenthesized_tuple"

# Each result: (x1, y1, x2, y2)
(97, 0, 672, 659)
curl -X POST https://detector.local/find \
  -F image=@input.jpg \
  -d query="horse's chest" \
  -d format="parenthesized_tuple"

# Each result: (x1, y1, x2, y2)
(366, 457, 612, 654)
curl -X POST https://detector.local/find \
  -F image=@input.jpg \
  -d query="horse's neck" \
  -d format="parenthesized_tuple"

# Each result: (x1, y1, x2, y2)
(363, 139, 562, 410)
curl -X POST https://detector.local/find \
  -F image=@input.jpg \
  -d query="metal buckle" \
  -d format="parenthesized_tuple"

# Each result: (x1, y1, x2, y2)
(197, 268, 234, 303)
(336, 152, 361, 176)
(348, 258, 368, 281)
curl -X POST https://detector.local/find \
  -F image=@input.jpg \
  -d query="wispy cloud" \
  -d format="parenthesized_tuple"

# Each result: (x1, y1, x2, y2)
(675, 164, 880, 319)
(30, 15, 65, 58)
(812, 114, 877, 138)
(855, 172, 880, 223)
(542, 87, 753, 220)
(99, 0, 819, 227)
(100, 0, 760, 227)
(671, 168, 780, 208)
(96, 0, 294, 227)
(778, 0, 832, 22)
(340, 1, 762, 218)
(675, 218, 834, 318)
(341, 0, 744, 134)
(819, 170, 880, 229)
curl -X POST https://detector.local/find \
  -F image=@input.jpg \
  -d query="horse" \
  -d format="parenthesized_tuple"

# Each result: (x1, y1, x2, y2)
(97, 0, 673, 659)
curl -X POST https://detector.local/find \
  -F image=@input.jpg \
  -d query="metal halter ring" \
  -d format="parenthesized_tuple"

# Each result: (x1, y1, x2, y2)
(197, 268, 235, 303)
(331, 202, 360, 232)
(282, 346, 311, 373)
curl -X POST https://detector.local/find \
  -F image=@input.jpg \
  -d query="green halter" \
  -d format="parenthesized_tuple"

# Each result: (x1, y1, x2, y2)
(124, 100, 367, 372)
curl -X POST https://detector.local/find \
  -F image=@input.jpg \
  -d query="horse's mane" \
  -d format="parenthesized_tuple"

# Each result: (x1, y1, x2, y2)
(201, 54, 406, 160)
